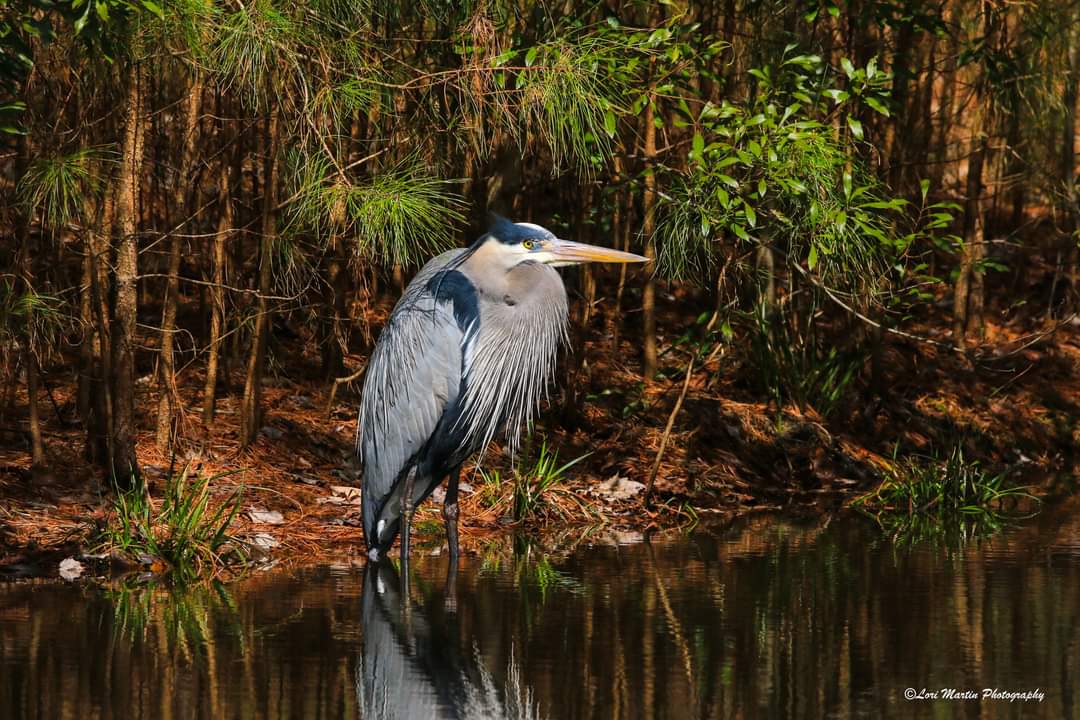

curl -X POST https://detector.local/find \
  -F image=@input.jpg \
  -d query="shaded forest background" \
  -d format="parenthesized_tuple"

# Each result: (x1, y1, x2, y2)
(0, 0, 1078, 508)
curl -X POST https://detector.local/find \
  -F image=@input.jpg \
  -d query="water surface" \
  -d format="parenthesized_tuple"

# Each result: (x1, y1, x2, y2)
(1, 509, 1077, 719)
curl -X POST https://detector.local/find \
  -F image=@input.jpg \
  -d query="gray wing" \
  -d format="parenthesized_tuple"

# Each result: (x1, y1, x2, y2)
(359, 249, 467, 544)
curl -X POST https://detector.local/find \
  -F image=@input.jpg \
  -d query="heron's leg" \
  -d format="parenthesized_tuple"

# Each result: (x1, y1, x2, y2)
(442, 466, 461, 562)
(399, 466, 417, 578)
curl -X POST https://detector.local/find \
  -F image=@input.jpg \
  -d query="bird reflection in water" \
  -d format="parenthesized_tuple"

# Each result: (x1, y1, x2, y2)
(357, 562, 540, 720)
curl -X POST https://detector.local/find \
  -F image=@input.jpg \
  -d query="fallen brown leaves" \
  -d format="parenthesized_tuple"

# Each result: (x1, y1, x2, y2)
(1, 299, 1078, 575)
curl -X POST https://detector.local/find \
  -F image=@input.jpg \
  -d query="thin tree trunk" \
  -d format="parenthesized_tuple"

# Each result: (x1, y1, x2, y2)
(155, 70, 203, 451)
(110, 59, 147, 486)
(239, 108, 280, 448)
(15, 134, 47, 476)
(1061, 26, 1080, 316)
(18, 250, 46, 475)
(610, 156, 631, 352)
(562, 185, 593, 426)
(86, 187, 116, 468)
(641, 83, 659, 382)
(319, 236, 345, 382)
(885, 19, 915, 193)
(26, 350, 45, 469)
(203, 155, 232, 425)
(954, 136, 986, 346)
(77, 240, 94, 421)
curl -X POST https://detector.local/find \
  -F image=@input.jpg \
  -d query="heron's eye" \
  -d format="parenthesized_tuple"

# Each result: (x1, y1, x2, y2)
(522, 240, 535, 250)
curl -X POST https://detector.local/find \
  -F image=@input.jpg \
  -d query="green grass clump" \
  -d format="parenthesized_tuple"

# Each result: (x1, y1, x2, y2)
(854, 445, 1037, 547)
(473, 439, 592, 523)
(97, 464, 245, 582)
(511, 440, 590, 522)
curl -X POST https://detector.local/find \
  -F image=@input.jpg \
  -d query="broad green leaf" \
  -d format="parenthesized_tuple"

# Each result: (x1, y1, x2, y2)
(692, 131, 704, 158)
(744, 202, 757, 228)
(73, 4, 91, 34)
(846, 116, 863, 139)
(808, 245, 819, 269)
(604, 110, 616, 138)
(824, 88, 850, 104)
(525, 47, 538, 67)
(140, 0, 165, 17)
(865, 96, 890, 117)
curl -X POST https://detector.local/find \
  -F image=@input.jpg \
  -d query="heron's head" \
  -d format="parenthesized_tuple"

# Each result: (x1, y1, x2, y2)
(479, 215, 648, 270)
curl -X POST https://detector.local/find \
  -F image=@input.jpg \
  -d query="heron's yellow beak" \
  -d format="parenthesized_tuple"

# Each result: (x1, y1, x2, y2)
(541, 239, 649, 266)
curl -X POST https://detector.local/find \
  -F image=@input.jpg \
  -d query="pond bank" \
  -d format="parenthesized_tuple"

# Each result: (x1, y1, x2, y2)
(1, 312, 1077, 580)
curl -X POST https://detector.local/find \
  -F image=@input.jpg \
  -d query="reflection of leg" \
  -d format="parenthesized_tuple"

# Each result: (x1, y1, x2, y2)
(443, 466, 461, 561)
(400, 466, 417, 578)
(444, 556, 459, 613)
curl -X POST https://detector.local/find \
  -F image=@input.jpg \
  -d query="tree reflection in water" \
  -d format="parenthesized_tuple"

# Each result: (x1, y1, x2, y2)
(0, 510, 1077, 719)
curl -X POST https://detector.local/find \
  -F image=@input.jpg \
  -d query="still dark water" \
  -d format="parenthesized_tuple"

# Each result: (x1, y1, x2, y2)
(1, 509, 1078, 720)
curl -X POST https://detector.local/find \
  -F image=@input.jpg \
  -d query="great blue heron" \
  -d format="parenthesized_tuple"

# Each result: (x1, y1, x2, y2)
(358, 216, 646, 562)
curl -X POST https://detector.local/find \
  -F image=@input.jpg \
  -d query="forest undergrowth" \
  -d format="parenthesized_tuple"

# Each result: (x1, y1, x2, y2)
(1, 268, 1075, 576)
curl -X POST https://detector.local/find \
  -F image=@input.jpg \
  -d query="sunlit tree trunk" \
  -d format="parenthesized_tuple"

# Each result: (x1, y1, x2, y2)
(641, 83, 659, 382)
(239, 108, 280, 448)
(202, 153, 232, 425)
(954, 3, 998, 347)
(155, 69, 203, 451)
(110, 59, 147, 486)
